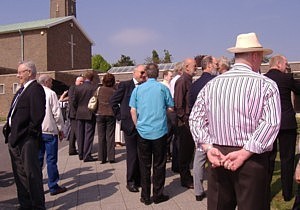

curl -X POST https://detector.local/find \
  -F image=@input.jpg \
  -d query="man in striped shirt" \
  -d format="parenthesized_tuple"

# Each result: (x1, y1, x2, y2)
(189, 32, 281, 210)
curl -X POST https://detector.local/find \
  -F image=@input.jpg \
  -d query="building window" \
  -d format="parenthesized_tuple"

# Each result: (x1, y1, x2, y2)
(13, 83, 19, 94)
(0, 84, 4, 94)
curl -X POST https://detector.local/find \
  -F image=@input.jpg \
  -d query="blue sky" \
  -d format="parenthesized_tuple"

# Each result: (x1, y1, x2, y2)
(0, 0, 299, 64)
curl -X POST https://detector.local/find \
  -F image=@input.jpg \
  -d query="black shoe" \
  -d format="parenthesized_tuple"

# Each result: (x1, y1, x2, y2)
(100, 160, 107, 164)
(83, 156, 96, 162)
(153, 194, 169, 204)
(140, 197, 152, 205)
(182, 182, 194, 189)
(196, 192, 206, 201)
(126, 184, 139, 192)
(50, 186, 67, 196)
(69, 151, 78, 156)
(79, 155, 83, 160)
(109, 160, 115, 163)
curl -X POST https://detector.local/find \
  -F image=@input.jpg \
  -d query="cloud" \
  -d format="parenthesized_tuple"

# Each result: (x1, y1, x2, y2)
(109, 28, 160, 46)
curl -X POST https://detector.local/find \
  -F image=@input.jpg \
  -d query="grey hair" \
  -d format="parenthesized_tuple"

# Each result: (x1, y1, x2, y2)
(19, 60, 37, 76)
(218, 56, 230, 70)
(173, 62, 184, 75)
(38, 74, 51, 85)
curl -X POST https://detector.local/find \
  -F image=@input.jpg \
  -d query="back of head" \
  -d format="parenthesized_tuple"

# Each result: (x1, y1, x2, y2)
(201, 56, 213, 70)
(102, 73, 115, 87)
(145, 63, 159, 79)
(84, 70, 94, 81)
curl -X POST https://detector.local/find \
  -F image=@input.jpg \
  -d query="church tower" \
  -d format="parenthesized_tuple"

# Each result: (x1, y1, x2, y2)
(50, 0, 76, 18)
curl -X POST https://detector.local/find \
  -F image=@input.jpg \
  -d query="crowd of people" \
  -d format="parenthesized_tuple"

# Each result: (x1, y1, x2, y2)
(3, 32, 300, 210)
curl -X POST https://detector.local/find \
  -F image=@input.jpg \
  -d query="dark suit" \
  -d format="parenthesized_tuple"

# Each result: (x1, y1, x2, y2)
(7, 80, 46, 209)
(67, 85, 77, 154)
(110, 79, 141, 186)
(73, 80, 97, 161)
(265, 69, 300, 201)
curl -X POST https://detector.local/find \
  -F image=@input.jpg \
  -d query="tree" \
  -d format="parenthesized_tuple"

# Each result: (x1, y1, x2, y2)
(152, 50, 160, 64)
(162, 49, 172, 63)
(92, 54, 111, 72)
(113, 55, 135, 67)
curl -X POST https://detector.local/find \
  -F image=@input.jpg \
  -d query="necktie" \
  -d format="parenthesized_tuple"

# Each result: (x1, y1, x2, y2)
(8, 86, 24, 118)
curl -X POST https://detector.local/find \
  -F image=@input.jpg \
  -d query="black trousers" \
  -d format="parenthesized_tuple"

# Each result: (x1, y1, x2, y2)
(208, 145, 269, 210)
(177, 124, 195, 184)
(269, 129, 297, 201)
(96, 115, 116, 162)
(124, 129, 140, 186)
(137, 134, 167, 200)
(8, 138, 45, 210)
(77, 118, 96, 160)
(68, 118, 77, 153)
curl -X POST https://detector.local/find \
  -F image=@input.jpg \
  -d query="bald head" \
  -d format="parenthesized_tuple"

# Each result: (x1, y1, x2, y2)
(75, 76, 84, 86)
(183, 58, 197, 76)
(133, 64, 146, 82)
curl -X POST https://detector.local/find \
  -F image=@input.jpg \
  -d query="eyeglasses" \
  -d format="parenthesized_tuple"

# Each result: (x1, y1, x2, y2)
(140, 71, 145, 75)
(17, 69, 29, 75)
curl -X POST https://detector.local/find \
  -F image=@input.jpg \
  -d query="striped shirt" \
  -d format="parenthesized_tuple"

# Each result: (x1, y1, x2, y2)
(189, 63, 281, 154)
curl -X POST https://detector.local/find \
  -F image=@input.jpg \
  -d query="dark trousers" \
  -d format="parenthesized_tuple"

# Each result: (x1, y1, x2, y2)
(96, 115, 116, 162)
(166, 111, 179, 172)
(178, 124, 195, 185)
(208, 145, 269, 210)
(77, 118, 96, 160)
(8, 138, 45, 210)
(68, 118, 77, 154)
(269, 129, 297, 201)
(137, 134, 167, 200)
(124, 130, 140, 186)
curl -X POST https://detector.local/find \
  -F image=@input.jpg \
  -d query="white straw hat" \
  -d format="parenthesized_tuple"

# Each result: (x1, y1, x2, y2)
(227, 32, 273, 55)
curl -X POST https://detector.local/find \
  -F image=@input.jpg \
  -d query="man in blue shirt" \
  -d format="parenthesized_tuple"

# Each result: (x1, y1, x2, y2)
(129, 63, 174, 205)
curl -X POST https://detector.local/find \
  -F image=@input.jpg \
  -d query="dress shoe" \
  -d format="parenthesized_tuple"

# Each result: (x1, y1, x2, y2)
(153, 194, 169, 204)
(83, 156, 96, 162)
(109, 160, 115, 163)
(79, 155, 83, 160)
(196, 192, 206, 201)
(69, 151, 78, 156)
(140, 197, 152, 205)
(126, 184, 139, 192)
(100, 160, 107, 164)
(50, 186, 67, 196)
(181, 182, 194, 189)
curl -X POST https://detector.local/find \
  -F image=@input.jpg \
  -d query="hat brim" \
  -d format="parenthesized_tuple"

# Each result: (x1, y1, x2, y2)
(227, 47, 273, 55)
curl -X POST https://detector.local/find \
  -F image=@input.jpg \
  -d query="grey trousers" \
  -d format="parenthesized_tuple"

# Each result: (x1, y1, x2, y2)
(193, 149, 206, 196)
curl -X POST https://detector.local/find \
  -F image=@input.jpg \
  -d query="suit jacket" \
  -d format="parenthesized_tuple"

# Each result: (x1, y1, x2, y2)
(73, 80, 97, 120)
(68, 85, 77, 119)
(8, 80, 46, 147)
(110, 79, 135, 135)
(265, 69, 300, 129)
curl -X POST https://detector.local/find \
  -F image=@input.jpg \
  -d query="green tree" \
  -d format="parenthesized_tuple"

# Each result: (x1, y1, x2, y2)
(92, 54, 111, 72)
(162, 49, 172, 63)
(113, 55, 135, 67)
(152, 50, 160, 64)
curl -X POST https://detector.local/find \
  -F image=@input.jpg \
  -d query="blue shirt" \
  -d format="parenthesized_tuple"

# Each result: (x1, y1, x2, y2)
(129, 78, 174, 140)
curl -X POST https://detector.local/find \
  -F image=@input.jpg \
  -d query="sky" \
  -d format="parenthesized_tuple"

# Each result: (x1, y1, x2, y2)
(0, 0, 300, 64)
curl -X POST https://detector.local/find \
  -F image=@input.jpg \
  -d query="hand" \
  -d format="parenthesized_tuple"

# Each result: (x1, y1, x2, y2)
(207, 147, 225, 168)
(221, 149, 253, 171)
(295, 162, 300, 183)
(58, 131, 64, 141)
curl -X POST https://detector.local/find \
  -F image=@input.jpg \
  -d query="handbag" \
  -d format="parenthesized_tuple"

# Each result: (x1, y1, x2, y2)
(88, 87, 100, 112)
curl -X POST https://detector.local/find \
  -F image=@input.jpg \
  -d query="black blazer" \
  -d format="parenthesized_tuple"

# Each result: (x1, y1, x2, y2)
(110, 79, 135, 135)
(68, 85, 76, 119)
(8, 80, 46, 147)
(265, 69, 300, 129)
(73, 80, 97, 120)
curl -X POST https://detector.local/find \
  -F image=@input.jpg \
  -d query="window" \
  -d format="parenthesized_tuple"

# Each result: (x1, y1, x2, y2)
(13, 83, 18, 94)
(0, 84, 4, 94)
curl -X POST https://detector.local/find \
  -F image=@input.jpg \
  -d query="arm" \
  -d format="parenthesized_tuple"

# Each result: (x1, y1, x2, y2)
(174, 79, 187, 121)
(130, 108, 137, 126)
(50, 91, 65, 140)
(110, 81, 126, 121)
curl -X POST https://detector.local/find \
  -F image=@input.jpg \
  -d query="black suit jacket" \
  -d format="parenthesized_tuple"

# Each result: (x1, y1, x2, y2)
(265, 69, 300, 129)
(8, 80, 46, 147)
(73, 80, 97, 120)
(110, 79, 135, 135)
(68, 85, 77, 119)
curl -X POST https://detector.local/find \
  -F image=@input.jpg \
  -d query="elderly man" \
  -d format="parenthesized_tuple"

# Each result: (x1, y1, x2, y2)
(189, 32, 281, 210)
(5, 61, 46, 209)
(265, 55, 300, 202)
(174, 58, 197, 189)
(38, 74, 67, 196)
(130, 63, 174, 205)
(110, 64, 146, 193)
(189, 55, 218, 201)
